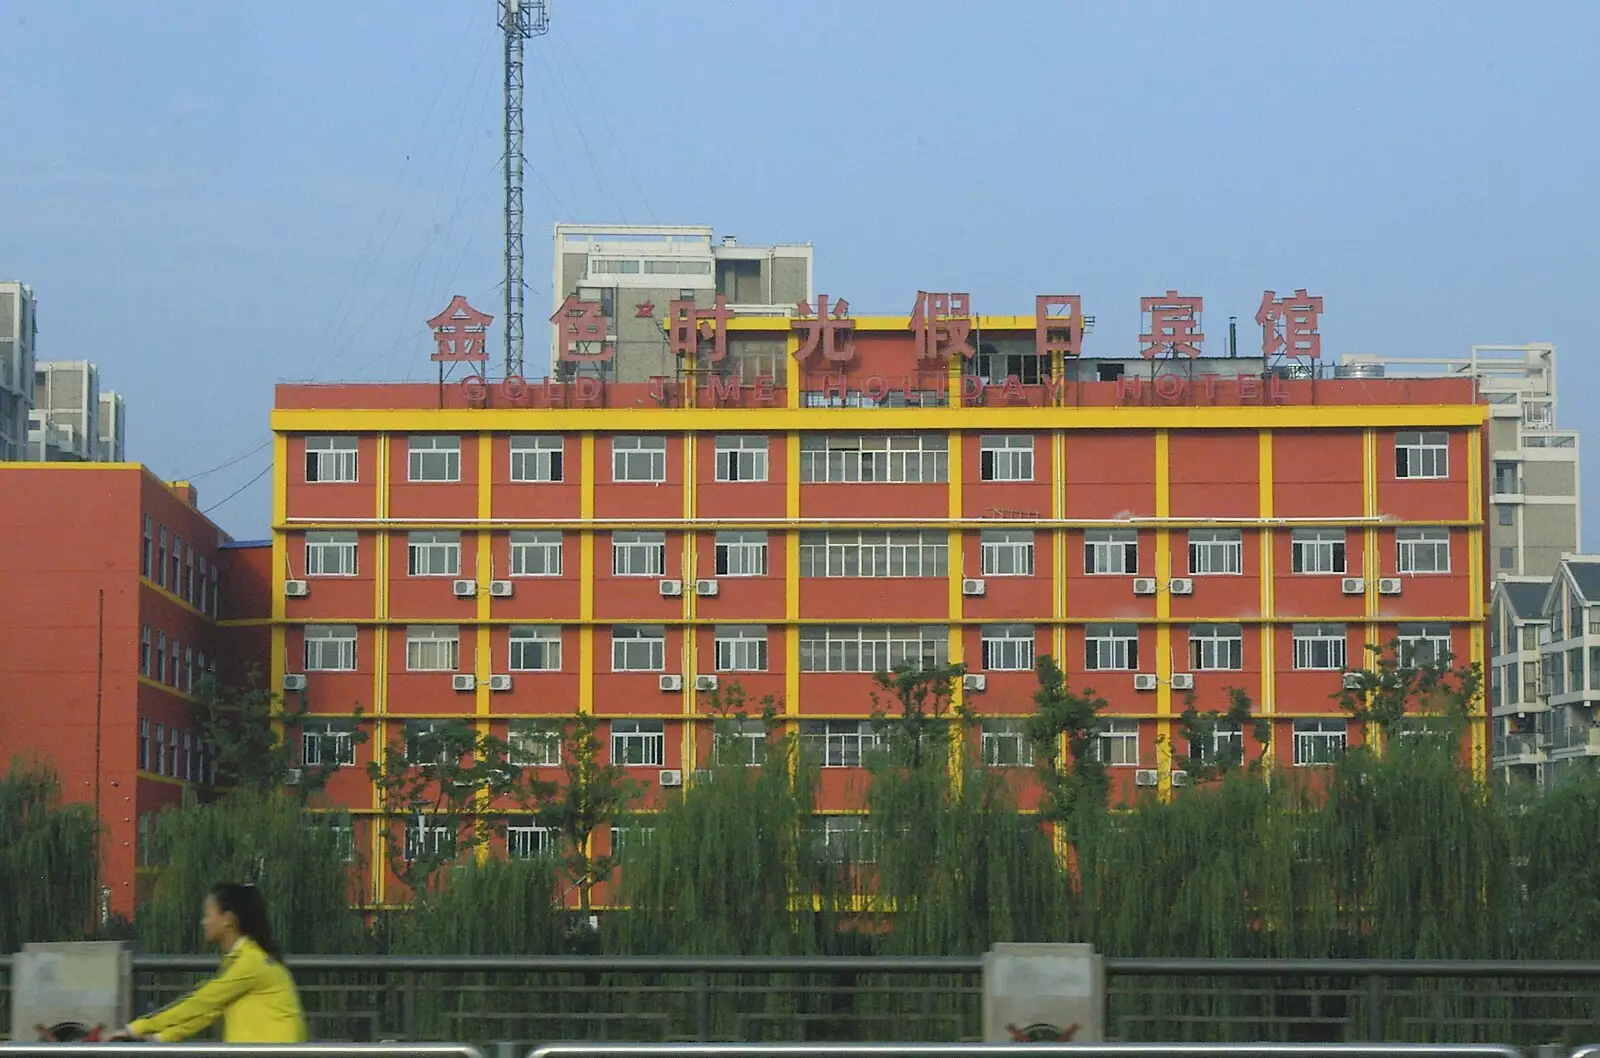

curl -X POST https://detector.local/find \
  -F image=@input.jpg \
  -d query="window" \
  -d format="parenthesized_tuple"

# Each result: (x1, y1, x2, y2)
(404, 820, 457, 861)
(301, 721, 355, 767)
(799, 626, 949, 673)
(1292, 529, 1346, 574)
(1545, 653, 1565, 696)
(306, 531, 358, 576)
(306, 436, 358, 483)
(612, 625, 666, 672)
(408, 435, 461, 482)
(797, 530, 947, 578)
(1293, 720, 1347, 766)
(715, 625, 768, 672)
(154, 723, 166, 775)
(156, 632, 167, 683)
(981, 719, 1033, 767)
(196, 555, 208, 606)
(980, 529, 1035, 576)
(184, 647, 194, 691)
(1590, 647, 1600, 691)
(612, 435, 667, 482)
(304, 625, 358, 671)
(799, 434, 948, 483)
(313, 816, 356, 862)
(713, 719, 768, 766)
(1188, 529, 1242, 575)
(209, 567, 219, 616)
(1085, 530, 1138, 575)
(1293, 623, 1347, 670)
(811, 815, 876, 864)
(510, 531, 562, 576)
(169, 638, 180, 688)
(1522, 626, 1541, 651)
(508, 720, 562, 767)
(714, 530, 768, 577)
(610, 719, 665, 766)
(141, 516, 152, 578)
(1396, 528, 1450, 574)
(1395, 431, 1448, 479)
(1189, 624, 1244, 671)
(1398, 623, 1452, 667)
(183, 732, 194, 780)
(139, 626, 151, 676)
(714, 435, 768, 482)
(139, 718, 150, 771)
(1498, 505, 1516, 527)
(509, 626, 562, 671)
(404, 720, 451, 764)
(801, 720, 881, 767)
(507, 823, 555, 859)
(407, 531, 461, 577)
(1085, 624, 1138, 671)
(612, 531, 666, 577)
(1494, 461, 1520, 494)
(981, 624, 1035, 672)
(979, 435, 1034, 482)
(1094, 720, 1139, 766)
(611, 820, 657, 855)
(171, 537, 182, 598)
(157, 527, 167, 588)
(509, 435, 563, 482)
(184, 546, 194, 604)
(1501, 661, 1518, 705)
(405, 626, 460, 671)
(1191, 722, 1244, 768)
(1499, 547, 1515, 570)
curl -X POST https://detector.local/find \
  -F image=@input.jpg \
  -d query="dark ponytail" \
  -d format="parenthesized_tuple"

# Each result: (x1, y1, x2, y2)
(210, 882, 285, 964)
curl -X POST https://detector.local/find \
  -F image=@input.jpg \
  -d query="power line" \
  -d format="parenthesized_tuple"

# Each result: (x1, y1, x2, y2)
(177, 438, 271, 482)
(203, 460, 273, 517)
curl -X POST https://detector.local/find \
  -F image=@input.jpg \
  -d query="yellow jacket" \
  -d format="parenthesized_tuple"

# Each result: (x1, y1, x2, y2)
(129, 936, 307, 1043)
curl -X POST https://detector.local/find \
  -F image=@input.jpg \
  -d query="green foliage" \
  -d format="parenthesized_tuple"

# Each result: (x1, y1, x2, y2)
(1177, 687, 1273, 781)
(1025, 655, 1109, 823)
(0, 759, 98, 949)
(192, 668, 368, 802)
(537, 714, 644, 920)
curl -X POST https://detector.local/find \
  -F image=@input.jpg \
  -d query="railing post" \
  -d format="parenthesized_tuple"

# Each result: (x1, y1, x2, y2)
(403, 969, 419, 1041)
(694, 970, 711, 1042)
(1364, 971, 1384, 1041)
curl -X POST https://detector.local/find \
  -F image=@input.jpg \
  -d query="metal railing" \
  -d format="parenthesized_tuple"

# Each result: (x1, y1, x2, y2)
(527, 1046, 1528, 1058)
(1550, 726, 1600, 753)
(4, 956, 1600, 1047)
(0, 1047, 480, 1058)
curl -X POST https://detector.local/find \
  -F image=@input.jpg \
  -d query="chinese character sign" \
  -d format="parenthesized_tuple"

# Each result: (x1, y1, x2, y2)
(909, 291, 975, 363)
(668, 294, 733, 364)
(427, 295, 493, 362)
(550, 295, 611, 363)
(792, 294, 856, 366)
(1139, 290, 1204, 358)
(1256, 289, 1323, 359)
(1035, 295, 1084, 358)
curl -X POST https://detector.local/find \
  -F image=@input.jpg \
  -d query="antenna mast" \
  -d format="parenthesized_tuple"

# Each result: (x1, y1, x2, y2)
(501, 0, 550, 378)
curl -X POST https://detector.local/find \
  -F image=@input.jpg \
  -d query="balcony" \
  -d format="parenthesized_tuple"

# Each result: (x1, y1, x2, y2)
(1549, 724, 1600, 757)
(1492, 733, 1548, 764)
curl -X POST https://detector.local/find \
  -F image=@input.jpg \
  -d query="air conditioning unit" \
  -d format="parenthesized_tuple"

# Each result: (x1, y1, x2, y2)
(1378, 578, 1402, 595)
(282, 673, 308, 692)
(489, 580, 514, 597)
(1134, 769, 1160, 787)
(283, 768, 302, 786)
(961, 578, 987, 597)
(659, 579, 683, 597)
(451, 674, 477, 692)
(1170, 770, 1191, 788)
(1133, 673, 1159, 691)
(284, 580, 309, 598)
(1168, 578, 1194, 595)
(1341, 577, 1366, 595)
(694, 578, 719, 597)
(1342, 671, 1366, 690)
(1132, 578, 1158, 596)
(694, 674, 719, 692)
(452, 579, 478, 597)
(658, 769, 684, 788)
(488, 674, 512, 692)
(963, 673, 987, 692)
(1170, 672, 1195, 690)
(658, 674, 683, 692)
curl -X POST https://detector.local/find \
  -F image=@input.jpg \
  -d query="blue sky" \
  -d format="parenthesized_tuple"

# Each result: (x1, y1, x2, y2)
(2, 0, 1596, 540)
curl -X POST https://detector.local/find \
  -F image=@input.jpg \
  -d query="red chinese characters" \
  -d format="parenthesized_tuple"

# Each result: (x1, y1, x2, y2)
(1256, 289, 1324, 358)
(427, 295, 493, 362)
(909, 291, 975, 362)
(1035, 295, 1084, 358)
(792, 294, 856, 366)
(668, 294, 733, 364)
(550, 294, 611, 363)
(1139, 290, 1204, 358)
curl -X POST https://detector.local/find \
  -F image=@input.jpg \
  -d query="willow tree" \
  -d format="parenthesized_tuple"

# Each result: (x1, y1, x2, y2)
(192, 669, 368, 803)
(0, 759, 98, 949)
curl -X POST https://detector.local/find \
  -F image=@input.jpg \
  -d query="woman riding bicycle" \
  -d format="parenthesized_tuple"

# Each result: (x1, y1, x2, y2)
(111, 882, 307, 1043)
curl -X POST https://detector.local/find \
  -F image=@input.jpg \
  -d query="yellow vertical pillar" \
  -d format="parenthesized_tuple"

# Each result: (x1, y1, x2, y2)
(1466, 424, 1486, 778)
(947, 429, 966, 776)
(1153, 431, 1172, 798)
(473, 435, 494, 864)
(1362, 429, 1381, 752)
(785, 432, 801, 721)
(682, 432, 697, 771)
(371, 433, 390, 905)
(1257, 432, 1275, 774)
(578, 435, 596, 715)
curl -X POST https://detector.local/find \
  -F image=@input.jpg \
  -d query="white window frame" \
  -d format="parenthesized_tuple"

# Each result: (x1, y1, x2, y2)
(306, 531, 358, 577)
(980, 529, 1035, 577)
(1188, 529, 1242, 575)
(1192, 721, 1244, 768)
(714, 625, 769, 672)
(612, 435, 667, 483)
(1293, 719, 1347, 766)
(139, 718, 150, 770)
(612, 625, 666, 672)
(510, 531, 563, 576)
(979, 434, 1034, 482)
(798, 625, 949, 673)
(407, 435, 461, 483)
(405, 625, 460, 672)
(1094, 719, 1139, 766)
(509, 435, 564, 483)
(1291, 529, 1346, 575)
(304, 625, 357, 672)
(407, 531, 461, 577)
(1397, 528, 1451, 575)
(1398, 623, 1453, 667)
(714, 435, 769, 482)
(797, 530, 947, 578)
(611, 531, 666, 577)
(801, 720, 881, 768)
(1395, 431, 1448, 480)
(1292, 623, 1347, 670)
(507, 822, 555, 859)
(981, 624, 1035, 672)
(301, 721, 355, 768)
(1189, 624, 1244, 671)
(981, 719, 1034, 768)
(814, 815, 876, 864)
(403, 821, 457, 862)
(611, 820, 658, 854)
(1085, 529, 1138, 575)
(508, 720, 563, 767)
(1085, 624, 1138, 671)
(714, 530, 768, 577)
(509, 626, 562, 672)
(610, 719, 666, 766)
(306, 436, 359, 483)
(154, 722, 166, 775)
(799, 434, 949, 484)
(713, 719, 768, 767)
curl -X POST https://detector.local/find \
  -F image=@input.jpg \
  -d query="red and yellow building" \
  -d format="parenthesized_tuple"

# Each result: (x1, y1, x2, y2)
(267, 302, 1489, 904)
